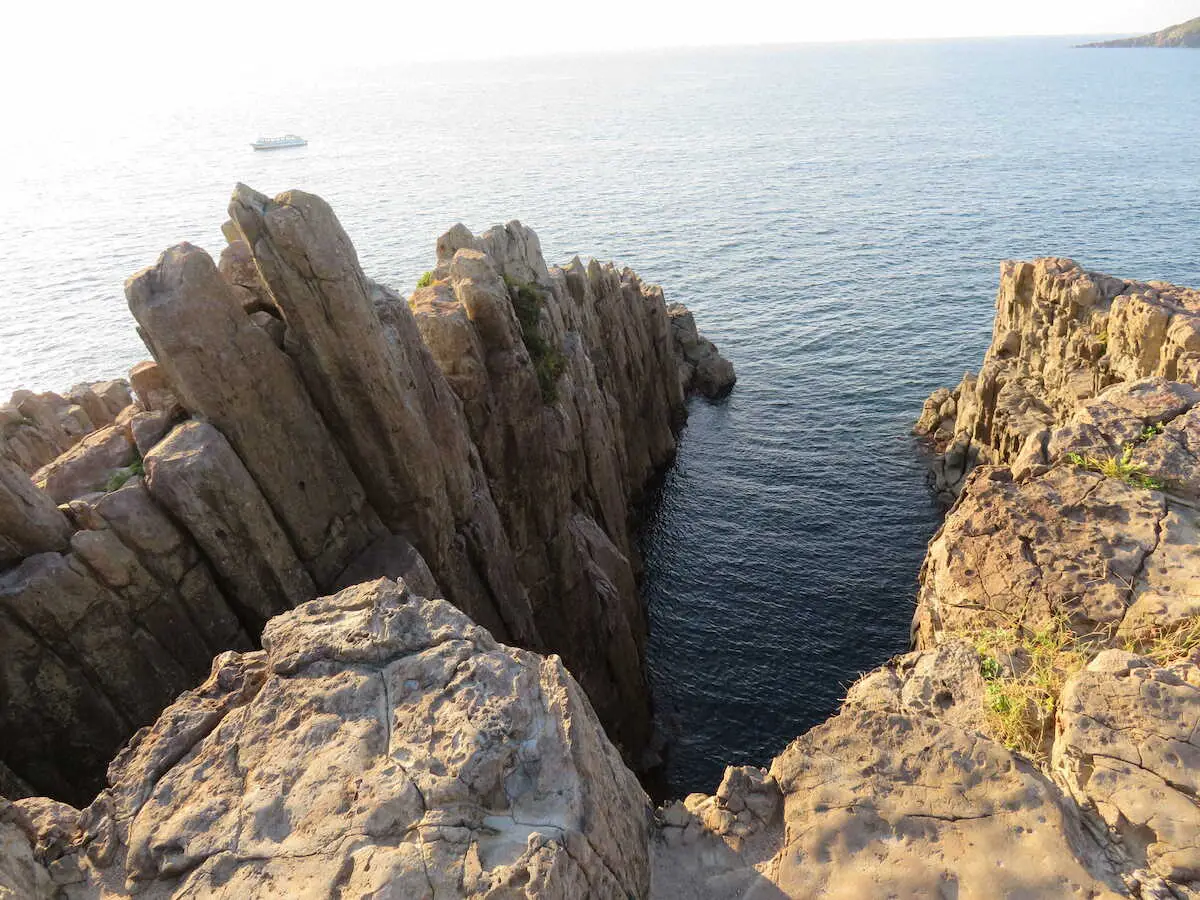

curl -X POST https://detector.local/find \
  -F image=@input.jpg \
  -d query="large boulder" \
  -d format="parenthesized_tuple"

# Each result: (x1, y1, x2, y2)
(0, 455, 72, 566)
(50, 579, 651, 899)
(144, 421, 315, 632)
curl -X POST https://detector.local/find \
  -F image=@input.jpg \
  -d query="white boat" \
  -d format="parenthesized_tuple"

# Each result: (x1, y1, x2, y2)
(251, 134, 307, 151)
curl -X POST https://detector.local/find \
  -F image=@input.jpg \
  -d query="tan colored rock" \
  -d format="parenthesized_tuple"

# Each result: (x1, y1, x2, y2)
(126, 241, 382, 585)
(1055, 652, 1200, 888)
(67, 384, 112, 430)
(844, 638, 989, 733)
(127, 407, 183, 457)
(128, 360, 176, 412)
(229, 186, 534, 643)
(32, 423, 136, 503)
(667, 302, 736, 398)
(0, 551, 192, 804)
(415, 240, 664, 758)
(918, 259, 1200, 497)
(58, 579, 651, 899)
(145, 421, 315, 632)
(216, 238, 273, 313)
(0, 800, 55, 899)
(766, 708, 1123, 898)
(915, 464, 1166, 644)
(72, 479, 250, 656)
(0, 455, 73, 566)
(89, 380, 133, 418)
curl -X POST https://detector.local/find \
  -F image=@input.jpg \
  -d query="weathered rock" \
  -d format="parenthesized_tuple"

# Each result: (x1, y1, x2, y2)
(0, 799, 55, 899)
(914, 464, 1166, 644)
(53, 579, 651, 899)
(917, 259, 1200, 498)
(0, 551, 196, 804)
(228, 186, 522, 639)
(127, 407, 183, 457)
(764, 708, 1123, 897)
(128, 360, 176, 413)
(144, 421, 315, 632)
(329, 531, 440, 598)
(216, 238, 273, 313)
(126, 241, 383, 585)
(667, 302, 736, 398)
(0, 455, 73, 566)
(32, 423, 137, 503)
(844, 638, 989, 733)
(414, 238, 673, 759)
(1055, 651, 1200, 889)
(71, 478, 251, 656)
(67, 384, 114, 430)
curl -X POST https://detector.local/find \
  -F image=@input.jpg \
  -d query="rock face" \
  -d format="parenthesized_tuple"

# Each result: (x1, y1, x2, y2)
(1081, 16, 1200, 48)
(7, 579, 652, 899)
(667, 303, 736, 399)
(916, 258, 1200, 501)
(0, 185, 734, 800)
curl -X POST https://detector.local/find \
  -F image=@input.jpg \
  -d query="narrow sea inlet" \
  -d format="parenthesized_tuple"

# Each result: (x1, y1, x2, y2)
(2, 37, 1198, 799)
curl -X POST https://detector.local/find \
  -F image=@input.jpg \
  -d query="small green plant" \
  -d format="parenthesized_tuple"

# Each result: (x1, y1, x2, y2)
(415, 270, 435, 289)
(1066, 444, 1164, 490)
(506, 277, 567, 404)
(105, 458, 144, 493)
(1139, 422, 1165, 441)
(1094, 328, 1108, 353)
(972, 617, 1091, 762)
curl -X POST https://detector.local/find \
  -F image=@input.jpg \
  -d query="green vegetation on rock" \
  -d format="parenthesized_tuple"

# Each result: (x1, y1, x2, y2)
(416, 270, 435, 289)
(105, 457, 144, 493)
(506, 276, 567, 404)
(1066, 444, 1164, 490)
(972, 619, 1091, 761)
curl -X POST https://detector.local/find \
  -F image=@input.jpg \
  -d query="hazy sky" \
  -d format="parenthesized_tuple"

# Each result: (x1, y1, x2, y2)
(4, 0, 1195, 79)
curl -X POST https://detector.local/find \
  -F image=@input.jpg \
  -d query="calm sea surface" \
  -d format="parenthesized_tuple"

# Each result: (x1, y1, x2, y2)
(2, 38, 1198, 795)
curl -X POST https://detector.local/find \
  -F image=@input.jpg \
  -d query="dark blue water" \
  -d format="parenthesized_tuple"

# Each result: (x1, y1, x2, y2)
(3, 38, 1198, 795)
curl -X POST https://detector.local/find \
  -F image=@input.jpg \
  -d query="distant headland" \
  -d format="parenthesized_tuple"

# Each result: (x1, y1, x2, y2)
(1080, 14, 1200, 47)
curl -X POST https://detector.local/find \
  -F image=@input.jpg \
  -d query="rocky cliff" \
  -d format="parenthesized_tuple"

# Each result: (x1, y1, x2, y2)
(6, 247, 1198, 898)
(1081, 16, 1200, 48)
(0, 185, 734, 807)
(915, 258, 1200, 501)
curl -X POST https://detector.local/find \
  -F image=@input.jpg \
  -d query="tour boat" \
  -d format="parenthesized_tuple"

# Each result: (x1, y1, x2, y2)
(251, 134, 307, 151)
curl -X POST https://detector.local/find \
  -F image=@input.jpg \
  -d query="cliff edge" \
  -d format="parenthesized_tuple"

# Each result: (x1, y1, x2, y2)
(1081, 16, 1200, 48)
(0, 185, 734, 806)
(5, 260, 1198, 899)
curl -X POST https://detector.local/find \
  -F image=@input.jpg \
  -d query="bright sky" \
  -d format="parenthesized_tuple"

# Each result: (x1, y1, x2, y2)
(6, 0, 1197, 67)
(1, 1, 1194, 90)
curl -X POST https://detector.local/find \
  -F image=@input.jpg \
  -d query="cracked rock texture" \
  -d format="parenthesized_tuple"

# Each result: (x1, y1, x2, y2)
(0, 184, 733, 803)
(916, 258, 1200, 501)
(6, 579, 652, 899)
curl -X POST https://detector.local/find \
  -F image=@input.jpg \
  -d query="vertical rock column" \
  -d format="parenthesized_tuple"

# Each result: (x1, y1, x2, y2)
(228, 185, 534, 641)
(0, 456, 73, 566)
(125, 243, 383, 587)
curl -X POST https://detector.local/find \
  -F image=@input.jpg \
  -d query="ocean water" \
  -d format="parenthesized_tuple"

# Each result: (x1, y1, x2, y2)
(3, 38, 1198, 795)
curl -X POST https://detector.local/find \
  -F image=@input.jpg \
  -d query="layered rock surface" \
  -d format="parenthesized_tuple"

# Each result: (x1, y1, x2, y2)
(2, 579, 652, 899)
(0, 185, 734, 802)
(915, 258, 1200, 500)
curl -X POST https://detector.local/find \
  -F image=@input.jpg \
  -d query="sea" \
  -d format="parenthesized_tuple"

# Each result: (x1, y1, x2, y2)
(2, 37, 1197, 796)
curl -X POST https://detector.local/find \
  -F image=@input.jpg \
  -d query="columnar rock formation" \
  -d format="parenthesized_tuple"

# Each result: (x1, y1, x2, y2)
(7, 239, 1198, 897)
(915, 258, 1200, 501)
(0, 185, 735, 805)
